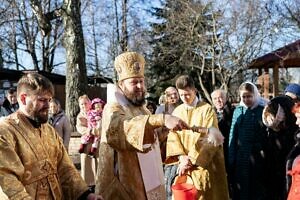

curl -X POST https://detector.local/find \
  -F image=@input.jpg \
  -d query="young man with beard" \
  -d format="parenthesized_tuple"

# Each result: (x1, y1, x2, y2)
(0, 73, 102, 200)
(95, 52, 189, 200)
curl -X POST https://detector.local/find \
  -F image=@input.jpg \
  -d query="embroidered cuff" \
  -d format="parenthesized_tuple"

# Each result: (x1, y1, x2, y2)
(148, 114, 164, 127)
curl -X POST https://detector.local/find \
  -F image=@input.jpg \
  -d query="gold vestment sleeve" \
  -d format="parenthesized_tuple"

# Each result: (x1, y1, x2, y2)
(148, 114, 164, 127)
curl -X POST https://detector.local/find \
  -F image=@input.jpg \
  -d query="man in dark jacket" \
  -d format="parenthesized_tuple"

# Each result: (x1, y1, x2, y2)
(211, 89, 234, 172)
(0, 88, 19, 117)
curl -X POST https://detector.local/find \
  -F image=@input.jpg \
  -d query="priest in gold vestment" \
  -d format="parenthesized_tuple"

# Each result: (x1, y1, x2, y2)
(95, 52, 189, 200)
(166, 75, 229, 200)
(0, 73, 102, 200)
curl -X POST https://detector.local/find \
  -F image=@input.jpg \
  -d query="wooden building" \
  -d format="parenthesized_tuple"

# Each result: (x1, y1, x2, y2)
(0, 69, 112, 108)
(248, 40, 300, 99)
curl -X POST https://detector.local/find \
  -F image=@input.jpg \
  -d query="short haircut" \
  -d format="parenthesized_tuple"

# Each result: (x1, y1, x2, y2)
(175, 75, 195, 90)
(17, 73, 54, 96)
(50, 98, 61, 106)
(6, 88, 16, 95)
(211, 89, 227, 100)
(164, 87, 177, 94)
(78, 94, 90, 102)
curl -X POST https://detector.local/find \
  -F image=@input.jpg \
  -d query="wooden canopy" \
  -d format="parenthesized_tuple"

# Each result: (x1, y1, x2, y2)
(0, 69, 112, 108)
(248, 39, 300, 98)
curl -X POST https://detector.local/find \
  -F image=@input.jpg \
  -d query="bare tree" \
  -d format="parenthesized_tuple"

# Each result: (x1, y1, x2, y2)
(29, 0, 87, 129)
(268, 0, 300, 29)
(62, 0, 88, 129)
(0, 0, 64, 72)
(0, 0, 40, 70)
(91, 0, 150, 80)
(20, 0, 39, 70)
(41, 1, 64, 72)
(84, 1, 103, 77)
(149, 0, 283, 103)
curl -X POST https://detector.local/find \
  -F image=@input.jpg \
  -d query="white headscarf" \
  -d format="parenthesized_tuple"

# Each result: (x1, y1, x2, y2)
(239, 81, 265, 109)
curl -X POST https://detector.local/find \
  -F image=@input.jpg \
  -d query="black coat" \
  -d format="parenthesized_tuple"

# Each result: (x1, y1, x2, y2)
(264, 96, 298, 200)
(228, 105, 268, 200)
(0, 99, 19, 117)
(214, 102, 234, 172)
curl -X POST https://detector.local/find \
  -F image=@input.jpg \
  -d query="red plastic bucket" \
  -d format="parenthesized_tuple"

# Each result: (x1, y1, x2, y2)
(171, 175, 198, 200)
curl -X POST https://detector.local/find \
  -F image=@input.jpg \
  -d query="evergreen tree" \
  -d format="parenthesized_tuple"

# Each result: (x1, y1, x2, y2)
(147, 0, 220, 101)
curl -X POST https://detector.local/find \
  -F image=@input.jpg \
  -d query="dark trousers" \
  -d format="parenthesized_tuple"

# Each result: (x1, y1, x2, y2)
(164, 164, 178, 200)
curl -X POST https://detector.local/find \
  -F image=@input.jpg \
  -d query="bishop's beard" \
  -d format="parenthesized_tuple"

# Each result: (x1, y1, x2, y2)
(122, 87, 146, 106)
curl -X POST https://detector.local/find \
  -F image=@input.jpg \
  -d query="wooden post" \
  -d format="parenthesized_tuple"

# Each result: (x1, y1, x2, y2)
(264, 68, 269, 99)
(273, 64, 279, 97)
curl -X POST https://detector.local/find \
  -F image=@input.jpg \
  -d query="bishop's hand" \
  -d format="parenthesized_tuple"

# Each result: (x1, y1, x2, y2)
(164, 114, 190, 131)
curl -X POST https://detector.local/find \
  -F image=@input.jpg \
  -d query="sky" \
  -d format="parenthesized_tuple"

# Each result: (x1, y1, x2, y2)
(4, 0, 300, 84)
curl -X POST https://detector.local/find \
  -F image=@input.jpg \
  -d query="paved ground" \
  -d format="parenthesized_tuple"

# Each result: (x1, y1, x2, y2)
(70, 153, 81, 170)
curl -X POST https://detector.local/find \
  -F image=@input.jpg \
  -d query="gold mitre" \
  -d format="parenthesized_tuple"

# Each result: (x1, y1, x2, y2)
(114, 51, 145, 81)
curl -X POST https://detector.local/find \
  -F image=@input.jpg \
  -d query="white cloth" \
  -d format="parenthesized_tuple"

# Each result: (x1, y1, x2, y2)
(0, 186, 8, 200)
(137, 140, 165, 192)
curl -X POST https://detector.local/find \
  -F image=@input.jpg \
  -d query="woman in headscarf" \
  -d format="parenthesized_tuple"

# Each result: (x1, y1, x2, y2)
(228, 82, 268, 200)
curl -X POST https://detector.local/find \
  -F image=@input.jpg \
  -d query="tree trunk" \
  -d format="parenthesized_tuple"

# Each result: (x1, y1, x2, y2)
(62, 0, 87, 130)
(120, 0, 128, 52)
(0, 48, 3, 69)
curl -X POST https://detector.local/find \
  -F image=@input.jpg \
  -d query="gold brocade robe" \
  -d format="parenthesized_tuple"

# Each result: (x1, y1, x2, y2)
(166, 102, 229, 200)
(95, 101, 166, 200)
(0, 111, 88, 199)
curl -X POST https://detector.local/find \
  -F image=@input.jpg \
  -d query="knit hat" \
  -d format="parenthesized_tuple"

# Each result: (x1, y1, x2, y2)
(91, 98, 105, 109)
(285, 83, 300, 98)
(114, 52, 145, 81)
(88, 98, 105, 129)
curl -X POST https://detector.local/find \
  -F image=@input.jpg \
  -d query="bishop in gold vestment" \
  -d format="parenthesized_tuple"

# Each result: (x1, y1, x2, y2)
(0, 112, 89, 199)
(95, 52, 189, 200)
(95, 96, 167, 200)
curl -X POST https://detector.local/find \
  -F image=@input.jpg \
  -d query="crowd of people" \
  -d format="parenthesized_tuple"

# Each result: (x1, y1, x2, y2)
(0, 51, 300, 200)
